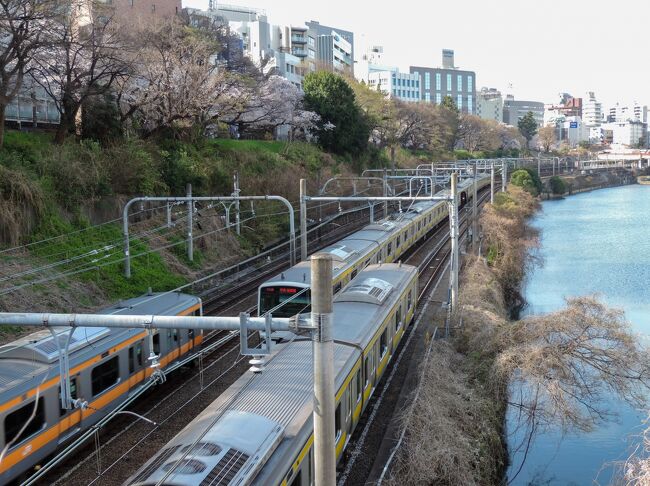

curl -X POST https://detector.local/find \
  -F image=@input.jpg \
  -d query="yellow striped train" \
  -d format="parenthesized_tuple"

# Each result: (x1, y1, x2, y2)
(126, 262, 419, 486)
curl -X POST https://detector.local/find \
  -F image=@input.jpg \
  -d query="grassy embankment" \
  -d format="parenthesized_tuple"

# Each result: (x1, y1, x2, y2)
(387, 187, 539, 485)
(0, 131, 363, 315)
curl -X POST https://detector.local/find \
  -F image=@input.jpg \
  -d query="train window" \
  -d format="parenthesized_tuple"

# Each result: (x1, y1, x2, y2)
(418, 221, 421, 231)
(5, 398, 45, 446)
(173, 329, 179, 342)
(364, 356, 371, 387)
(289, 470, 302, 486)
(380, 329, 388, 358)
(355, 370, 362, 402)
(364, 259, 370, 267)
(348, 386, 352, 420)
(351, 269, 358, 279)
(129, 342, 143, 374)
(335, 403, 342, 441)
(396, 235, 401, 247)
(153, 333, 160, 355)
(408, 290, 413, 311)
(91, 356, 119, 396)
(387, 242, 392, 256)
(396, 306, 402, 330)
(167, 330, 173, 349)
(334, 282, 342, 293)
(403, 231, 407, 241)
(59, 378, 78, 416)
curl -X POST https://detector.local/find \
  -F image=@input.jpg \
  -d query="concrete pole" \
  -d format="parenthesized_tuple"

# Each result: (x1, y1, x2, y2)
(552, 158, 556, 176)
(490, 163, 495, 204)
(312, 253, 335, 486)
(369, 202, 375, 223)
(450, 174, 459, 313)
(501, 161, 507, 192)
(537, 157, 541, 175)
(472, 162, 478, 254)
(186, 183, 193, 262)
(166, 202, 172, 228)
(300, 179, 308, 262)
(234, 173, 241, 236)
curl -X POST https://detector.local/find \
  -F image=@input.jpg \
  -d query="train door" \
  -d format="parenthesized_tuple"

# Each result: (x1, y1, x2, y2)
(58, 376, 82, 442)
(166, 328, 181, 363)
(128, 340, 146, 392)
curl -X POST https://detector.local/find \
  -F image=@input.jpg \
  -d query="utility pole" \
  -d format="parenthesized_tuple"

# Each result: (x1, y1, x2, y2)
(472, 162, 478, 254)
(449, 173, 459, 313)
(300, 179, 308, 262)
(312, 253, 335, 486)
(234, 172, 241, 236)
(490, 162, 495, 204)
(537, 157, 541, 175)
(501, 161, 508, 192)
(186, 183, 193, 262)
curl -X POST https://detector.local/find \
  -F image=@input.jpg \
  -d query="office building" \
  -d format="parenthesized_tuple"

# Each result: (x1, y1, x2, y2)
(476, 87, 503, 123)
(410, 50, 476, 114)
(368, 70, 420, 103)
(503, 95, 544, 127)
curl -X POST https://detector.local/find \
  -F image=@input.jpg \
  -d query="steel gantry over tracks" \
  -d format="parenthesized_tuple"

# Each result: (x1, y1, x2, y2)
(0, 255, 339, 486)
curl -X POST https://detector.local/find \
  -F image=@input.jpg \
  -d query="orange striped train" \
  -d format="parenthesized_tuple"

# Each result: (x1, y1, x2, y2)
(0, 291, 202, 484)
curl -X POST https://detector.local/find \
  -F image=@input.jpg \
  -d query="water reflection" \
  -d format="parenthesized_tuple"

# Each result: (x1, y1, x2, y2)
(507, 185, 650, 485)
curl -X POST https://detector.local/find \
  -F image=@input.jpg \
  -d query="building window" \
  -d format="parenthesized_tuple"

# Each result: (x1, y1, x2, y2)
(468, 97, 473, 113)
(5, 399, 45, 446)
(446, 73, 452, 91)
(457, 95, 463, 110)
(92, 356, 119, 396)
(436, 93, 442, 104)
(425, 72, 430, 89)
(467, 76, 473, 92)
(457, 74, 463, 92)
(425, 92, 430, 102)
(436, 73, 441, 90)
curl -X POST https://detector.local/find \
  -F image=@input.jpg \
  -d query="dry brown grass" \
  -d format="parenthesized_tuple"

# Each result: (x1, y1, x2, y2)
(386, 342, 506, 486)
(0, 166, 45, 246)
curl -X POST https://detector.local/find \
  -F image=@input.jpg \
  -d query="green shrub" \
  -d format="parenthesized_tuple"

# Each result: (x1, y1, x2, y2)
(549, 176, 567, 195)
(510, 169, 538, 195)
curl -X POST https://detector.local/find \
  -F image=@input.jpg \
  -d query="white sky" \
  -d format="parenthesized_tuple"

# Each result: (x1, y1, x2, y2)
(182, 0, 648, 109)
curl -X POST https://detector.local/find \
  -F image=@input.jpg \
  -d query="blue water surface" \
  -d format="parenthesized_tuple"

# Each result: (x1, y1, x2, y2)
(507, 184, 650, 485)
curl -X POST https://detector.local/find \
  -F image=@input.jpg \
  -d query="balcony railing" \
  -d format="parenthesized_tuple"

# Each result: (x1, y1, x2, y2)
(291, 35, 307, 44)
(291, 48, 307, 57)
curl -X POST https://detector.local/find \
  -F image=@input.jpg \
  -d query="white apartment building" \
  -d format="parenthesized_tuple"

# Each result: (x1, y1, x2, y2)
(476, 87, 503, 123)
(210, 5, 354, 87)
(608, 102, 648, 123)
(582, 92, 603, 126)
(602, 120, 647, 147)
(368, 70, 420, 103)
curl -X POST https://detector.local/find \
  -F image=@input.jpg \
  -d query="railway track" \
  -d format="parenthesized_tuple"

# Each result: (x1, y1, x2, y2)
(338, 188, 493, 486)
(29, 187, 493, 486)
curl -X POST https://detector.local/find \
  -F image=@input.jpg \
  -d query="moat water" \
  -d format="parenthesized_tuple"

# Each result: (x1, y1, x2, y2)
(507, 184, 650, 485)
